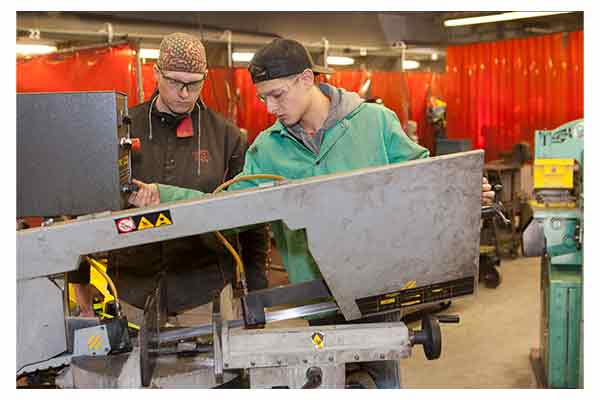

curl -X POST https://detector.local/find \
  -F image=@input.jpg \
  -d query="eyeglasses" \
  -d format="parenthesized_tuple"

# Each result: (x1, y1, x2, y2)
(257, 75, 301, 104)
(157, 67, 206, 92)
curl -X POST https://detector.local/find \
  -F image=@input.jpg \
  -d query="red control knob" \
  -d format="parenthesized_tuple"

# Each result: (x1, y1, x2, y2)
(130, 138, 141, 152)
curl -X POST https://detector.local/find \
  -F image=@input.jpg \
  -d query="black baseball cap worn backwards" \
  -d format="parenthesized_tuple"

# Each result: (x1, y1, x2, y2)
(249, 38, 334, 83)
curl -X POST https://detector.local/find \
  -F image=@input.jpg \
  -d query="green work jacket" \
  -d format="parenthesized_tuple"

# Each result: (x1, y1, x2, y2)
(158, 102, 429, 284)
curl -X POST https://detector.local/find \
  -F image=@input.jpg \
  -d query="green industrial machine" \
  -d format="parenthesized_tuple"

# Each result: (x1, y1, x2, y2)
(522, 119, 583, 388)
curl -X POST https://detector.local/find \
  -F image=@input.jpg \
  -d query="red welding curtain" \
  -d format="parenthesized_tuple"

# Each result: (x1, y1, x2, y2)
(17, 45, 437, 147)
(444, 31, 583, 161)
(17, 44, 139, 108)
(328, 70, 439, 151)
(19, 32, 583, 158)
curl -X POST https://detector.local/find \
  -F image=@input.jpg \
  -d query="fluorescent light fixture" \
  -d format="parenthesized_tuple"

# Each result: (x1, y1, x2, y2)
(16, 44, 57, 56)
(139, 48, 160, 59)
(232, 51, 255, 63)
(327, 56, 355, 66)
(444, 12, 574, 27)
(403, 60, 420, 70)
(431, 52, 439, 61)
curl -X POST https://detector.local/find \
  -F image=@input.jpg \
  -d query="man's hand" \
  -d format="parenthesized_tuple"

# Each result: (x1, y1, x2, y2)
(482, 176, 494, 206)
(128, 179, 160, 207)
(72, 283, 95, 317)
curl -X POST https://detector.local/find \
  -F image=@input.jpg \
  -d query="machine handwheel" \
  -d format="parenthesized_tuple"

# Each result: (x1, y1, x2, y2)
(411, 315, 442, 360)
(421, 315, 441, 360)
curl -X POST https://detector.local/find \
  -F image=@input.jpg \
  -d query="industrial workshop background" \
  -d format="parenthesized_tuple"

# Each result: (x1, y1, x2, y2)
(16, 31, 583, 161)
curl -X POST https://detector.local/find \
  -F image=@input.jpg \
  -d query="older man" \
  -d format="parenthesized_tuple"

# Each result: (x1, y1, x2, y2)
(69, 33, 270, 320)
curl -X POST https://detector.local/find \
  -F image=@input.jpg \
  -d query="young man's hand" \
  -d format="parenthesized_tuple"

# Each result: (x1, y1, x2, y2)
(481, 177, 494, 206)
(128, 179, 160, 207)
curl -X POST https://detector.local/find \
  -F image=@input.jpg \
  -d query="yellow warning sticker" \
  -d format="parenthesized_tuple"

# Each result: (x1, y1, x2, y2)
(87, 335, 103, 351)
(137, 216, 154, 230)
(402, 280, 417, 289)
(154, 212, 173, 227)
(311, 332, 325, 350)
(115, 210, 174, 234)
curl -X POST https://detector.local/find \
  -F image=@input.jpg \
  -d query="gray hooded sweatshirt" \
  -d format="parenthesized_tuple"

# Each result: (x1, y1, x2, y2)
(287, 83, 364, 155)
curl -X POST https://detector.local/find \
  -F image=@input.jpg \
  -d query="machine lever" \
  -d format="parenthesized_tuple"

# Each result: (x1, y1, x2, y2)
(121, 182, 140, 193)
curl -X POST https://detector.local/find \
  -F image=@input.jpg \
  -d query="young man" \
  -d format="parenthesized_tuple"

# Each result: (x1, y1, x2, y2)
(69, 33, 269, 320)
(130, 38, 494, 283)
(129, 38, 493, 387)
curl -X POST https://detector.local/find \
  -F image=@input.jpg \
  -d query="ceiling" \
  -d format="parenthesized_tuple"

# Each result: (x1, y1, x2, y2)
(16, 11, 584, 72)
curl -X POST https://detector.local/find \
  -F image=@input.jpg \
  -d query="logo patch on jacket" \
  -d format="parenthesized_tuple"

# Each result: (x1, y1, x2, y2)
(192, 149, 209, 163)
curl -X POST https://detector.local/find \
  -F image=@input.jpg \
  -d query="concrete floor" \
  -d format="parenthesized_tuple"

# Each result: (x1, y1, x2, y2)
(400, 256, 542, 388)
(268, 255, 542, 388)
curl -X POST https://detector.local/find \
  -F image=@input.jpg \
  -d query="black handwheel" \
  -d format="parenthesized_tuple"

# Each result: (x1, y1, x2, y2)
(421, 315, 441, 360)
(411, 315, 442, 360)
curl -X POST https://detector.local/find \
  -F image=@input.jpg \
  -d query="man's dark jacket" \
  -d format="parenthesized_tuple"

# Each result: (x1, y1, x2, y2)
(70, 94, 269, 313)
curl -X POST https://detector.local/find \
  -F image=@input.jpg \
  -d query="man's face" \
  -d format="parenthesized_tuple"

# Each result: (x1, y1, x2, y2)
(154, 66, 206, 114)
(255, 73, 311, 126)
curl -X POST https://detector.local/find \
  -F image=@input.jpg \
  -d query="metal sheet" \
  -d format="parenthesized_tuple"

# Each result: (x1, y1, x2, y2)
(17, 278, 66, 373)
(249, 365, 345, 389)
(18, 151, 483, 322)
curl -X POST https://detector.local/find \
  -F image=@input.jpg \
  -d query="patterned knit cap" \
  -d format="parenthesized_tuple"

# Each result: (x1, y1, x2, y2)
(158, 32, 207, 73)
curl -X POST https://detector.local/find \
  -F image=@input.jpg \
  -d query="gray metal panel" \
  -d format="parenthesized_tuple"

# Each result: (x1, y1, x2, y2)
(17, 278, 66, 372)
(304, 151, 483, 318)
(17, 151, 483, 320)
(17, 91, 129, 216)
(249, 365, 346, 389)
(222, 322, 411, 370)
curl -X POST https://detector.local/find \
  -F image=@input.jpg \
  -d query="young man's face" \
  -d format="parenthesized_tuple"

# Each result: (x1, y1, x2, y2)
(255, 72, 312, 126)
(154, 66, 206, 114)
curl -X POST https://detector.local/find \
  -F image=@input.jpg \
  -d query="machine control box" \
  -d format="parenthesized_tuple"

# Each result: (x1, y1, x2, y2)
(17, 91, 131, 217)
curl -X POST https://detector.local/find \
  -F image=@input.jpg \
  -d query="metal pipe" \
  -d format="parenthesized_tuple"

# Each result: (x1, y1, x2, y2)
(43, 40, 129, 56)
(134, 40, 145, 104)
(225, 30, 232, 68)
(104, 22, 114, 43)
(158, 320, 244, 343)
(399, 41, 407, 72)
(17, 26, 430, 59)
(157, 301, 339, 344)
(322, 37, 329, 68)
(17, 26, 133, 40)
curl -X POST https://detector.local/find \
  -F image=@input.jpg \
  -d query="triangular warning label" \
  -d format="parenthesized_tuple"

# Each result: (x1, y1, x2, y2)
(137, 216, 155, 230)
(155, 213, 173, 227)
